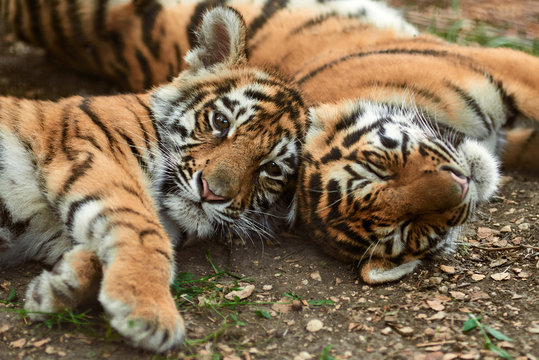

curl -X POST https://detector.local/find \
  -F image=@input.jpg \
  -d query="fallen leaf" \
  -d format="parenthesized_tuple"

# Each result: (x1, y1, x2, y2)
(477, 227, 495, 239)
(471, 274, 485, 281)
(449, 291, 466, 300)
(489, 258, 508, 268)
(491, 273, 510, 281)
(440, 265, 455, 274)
(348, 322, 363, 332)
(0, 323, 11, 334)
(31, 338, 51, 348)
(224, 284, 255, 300)
(272, 298, 293, 314)
(310, 271, 322, 282)
(517, 272, 531, 278)
(9, 338, 26, 348)
(500, 225, 511, 233)
(426, 300, 445, 311)
(469, 291, 490, 301)
(428, 311, 447, 321)
(381, 327, 392, 335)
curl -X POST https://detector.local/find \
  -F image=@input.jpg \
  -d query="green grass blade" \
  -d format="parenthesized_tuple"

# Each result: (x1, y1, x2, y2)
(463, 317, 480, 332)
(484, 325, 513, 342)
(485, 342, 514, 360)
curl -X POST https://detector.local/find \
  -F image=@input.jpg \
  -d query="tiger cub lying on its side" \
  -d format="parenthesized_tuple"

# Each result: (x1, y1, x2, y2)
(0, 7, 306, 352)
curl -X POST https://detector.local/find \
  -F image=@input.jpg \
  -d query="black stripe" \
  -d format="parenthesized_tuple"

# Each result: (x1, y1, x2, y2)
(12, 0, 22, 39)
(119, 132, 149, 174)
(134, 0, 163, 58)
(320, 147, 342, 164)
(58, 154, 94, 200)
(66, 195, 101, 234)
(298, 48, 455, 85)
(135, 49, 153, 90)
(247, 0, 288, 40)
(446, 82, 492, 135)
(94, 0, 108, 38)
(66, 1, 102, 70)
(289, 11, 337, 36)
(139, 228, 162, 245)
(326, 179, 342, 221)
(79, 98, 116, 149)
(24, 0, 45, 46)
(47, 0, 72, 60)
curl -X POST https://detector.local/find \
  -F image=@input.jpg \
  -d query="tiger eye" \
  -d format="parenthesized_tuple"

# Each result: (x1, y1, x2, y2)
(264, 161, 282, 177)
(212, 112, 230, 131)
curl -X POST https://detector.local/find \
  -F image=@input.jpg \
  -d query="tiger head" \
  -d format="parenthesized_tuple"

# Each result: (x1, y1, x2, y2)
(151, 7, 306, 244)
(298, 100, 499, 263)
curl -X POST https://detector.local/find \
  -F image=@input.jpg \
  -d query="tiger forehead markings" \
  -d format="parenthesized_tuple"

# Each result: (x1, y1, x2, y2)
(152, 69, 305, 241)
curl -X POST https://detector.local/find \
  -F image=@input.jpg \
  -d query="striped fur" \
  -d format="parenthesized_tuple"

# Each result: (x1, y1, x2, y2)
(2, 1, 538, 282)
(0, 7, 307, 351)
(0, 0, 416, 90)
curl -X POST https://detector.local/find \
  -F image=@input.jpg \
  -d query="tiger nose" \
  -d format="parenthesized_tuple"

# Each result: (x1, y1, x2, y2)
(448, 169, 469, 200)
(199, 177, 227, 202)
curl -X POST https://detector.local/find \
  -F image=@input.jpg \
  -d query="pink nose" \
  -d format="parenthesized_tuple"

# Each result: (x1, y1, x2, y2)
(200, 178, 227, 202)
(450, 171, 469, 200)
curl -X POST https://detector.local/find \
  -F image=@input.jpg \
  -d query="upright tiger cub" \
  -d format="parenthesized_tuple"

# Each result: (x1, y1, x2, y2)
(0, 7, 306, 351)
(2, 1, 538, 282)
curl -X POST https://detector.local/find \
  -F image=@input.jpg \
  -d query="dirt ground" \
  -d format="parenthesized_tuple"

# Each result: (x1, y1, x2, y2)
(0, 1, 538, 359)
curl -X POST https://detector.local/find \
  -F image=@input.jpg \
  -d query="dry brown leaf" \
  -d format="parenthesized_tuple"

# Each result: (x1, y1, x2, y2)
(224, 284, 255, 301)
(9, 338, 26, 348)
(489, 258, 508, 268)
(428, 311, 447, 321)
(0, 323, 10, 334)
(31, 338, 51, 348)
(471, 274, 485, 281)
(470, 291, 490, 301)
(272, 298, 293, 314)
(449, 291, 466, 300)
(310, 271, 322, 282)
(491, 272, 510, 281)
(477, 227, 495, 239)
(440, 265, 456, 274)
(426, 300, 445, 311)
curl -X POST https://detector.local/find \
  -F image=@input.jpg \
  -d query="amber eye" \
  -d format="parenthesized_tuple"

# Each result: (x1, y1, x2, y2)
(263, 161, 282, 177)
(212, 112, 230, 137)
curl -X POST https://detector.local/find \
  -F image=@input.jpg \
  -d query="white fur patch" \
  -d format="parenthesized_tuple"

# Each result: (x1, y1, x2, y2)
(366, 260, 421, 283)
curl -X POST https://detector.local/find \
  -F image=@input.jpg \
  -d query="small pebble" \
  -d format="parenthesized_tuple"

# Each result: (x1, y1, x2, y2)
(306, 319, 323, 332)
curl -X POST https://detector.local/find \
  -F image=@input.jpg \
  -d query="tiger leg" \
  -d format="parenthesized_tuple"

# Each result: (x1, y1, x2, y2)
(24, 245, 102, 319)
(52, 158, 185, 352)
(359, 258, 421, 284)
(501, 128, 539, 174)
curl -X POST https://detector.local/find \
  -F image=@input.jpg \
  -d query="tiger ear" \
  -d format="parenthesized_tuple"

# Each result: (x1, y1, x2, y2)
(185, 6, 248, 71)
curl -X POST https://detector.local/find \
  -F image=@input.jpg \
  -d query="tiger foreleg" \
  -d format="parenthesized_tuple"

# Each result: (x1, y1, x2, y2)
(24, 245, 102, 319)
(359, 258, 421, 284)
(96, 224, 184, 352)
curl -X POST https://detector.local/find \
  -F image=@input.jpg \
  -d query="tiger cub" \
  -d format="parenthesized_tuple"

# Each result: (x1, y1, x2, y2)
(0, 7, 306, 351)
(291, 22, 539, 283)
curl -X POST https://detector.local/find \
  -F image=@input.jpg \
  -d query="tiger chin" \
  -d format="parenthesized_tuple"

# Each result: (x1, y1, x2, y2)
(298, 100, 500, 284)
(0, 7, 306, 352)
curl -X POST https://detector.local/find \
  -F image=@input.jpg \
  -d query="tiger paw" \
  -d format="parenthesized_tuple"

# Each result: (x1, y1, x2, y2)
(99, 290, 185, 352)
